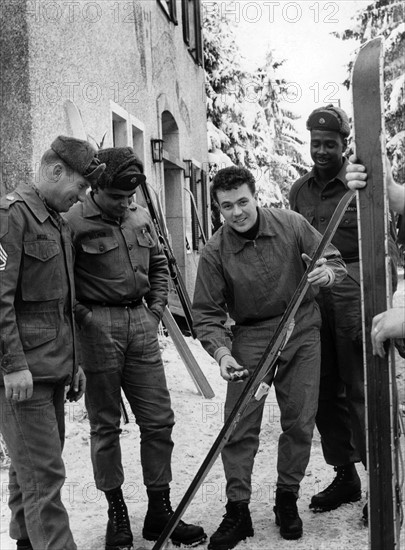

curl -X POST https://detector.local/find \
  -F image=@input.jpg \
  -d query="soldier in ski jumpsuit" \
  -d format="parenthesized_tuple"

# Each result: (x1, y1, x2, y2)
(192, 166, 346, 548)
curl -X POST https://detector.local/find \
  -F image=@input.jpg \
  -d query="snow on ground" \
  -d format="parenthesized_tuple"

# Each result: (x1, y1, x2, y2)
(1, 275, 405, 550)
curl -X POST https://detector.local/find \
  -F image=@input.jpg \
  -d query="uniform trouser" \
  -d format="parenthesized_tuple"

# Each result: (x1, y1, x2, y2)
(221, 302, 321, 502)
(79, 304, 175, 492)
(0, 382, 76, 550)
(315, 262, 366, 467)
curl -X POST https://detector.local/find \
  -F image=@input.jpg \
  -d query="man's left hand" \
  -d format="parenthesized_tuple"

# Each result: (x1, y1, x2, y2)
(302, 254, 334, 288)
(66, 367, 86, 402)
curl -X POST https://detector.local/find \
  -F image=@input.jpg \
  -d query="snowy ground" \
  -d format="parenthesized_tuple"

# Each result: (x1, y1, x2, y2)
(1, 276, 405, 550)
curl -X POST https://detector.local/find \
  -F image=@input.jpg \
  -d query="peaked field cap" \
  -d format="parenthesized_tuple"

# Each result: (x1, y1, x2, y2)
(97, 147, 145, 189)
(51, 135, 106, 183)
(306, 104, 350, 137)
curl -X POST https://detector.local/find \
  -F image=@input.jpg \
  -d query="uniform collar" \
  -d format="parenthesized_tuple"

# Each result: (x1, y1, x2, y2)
(308, 158, 349, 189)
(222, 208, 276, 253)
(15, 184, 51, 224)
(81, 192, 137, 221)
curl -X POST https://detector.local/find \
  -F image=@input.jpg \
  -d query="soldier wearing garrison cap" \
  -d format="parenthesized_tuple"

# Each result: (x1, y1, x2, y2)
(65, 147, 206, 550)
(289, 105, 397, 522)
(0, 136, 105, 550)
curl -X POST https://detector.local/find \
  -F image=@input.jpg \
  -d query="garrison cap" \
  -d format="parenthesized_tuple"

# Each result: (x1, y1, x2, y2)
(51, 136, 106, 183)
(97, 147, 146, 191)
(306, 104, 350, 137)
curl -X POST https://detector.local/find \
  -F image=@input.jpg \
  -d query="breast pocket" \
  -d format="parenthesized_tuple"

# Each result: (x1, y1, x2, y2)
(21, 240, 63, 301)
(80, 237, 122, 278)
(301, 207, 315, 225)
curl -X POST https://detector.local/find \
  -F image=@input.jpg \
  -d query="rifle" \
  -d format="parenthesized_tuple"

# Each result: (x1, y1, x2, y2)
(140, 181, 196, 338)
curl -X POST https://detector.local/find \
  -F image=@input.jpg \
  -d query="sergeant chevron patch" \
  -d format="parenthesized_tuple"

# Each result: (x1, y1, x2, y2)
(0, 243, 8, 270)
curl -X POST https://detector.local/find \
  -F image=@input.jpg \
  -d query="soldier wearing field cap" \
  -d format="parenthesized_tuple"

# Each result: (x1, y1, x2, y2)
(65, 146, 206, 550)
(0, 136, 105, 550)
(289, 105, 367, 515)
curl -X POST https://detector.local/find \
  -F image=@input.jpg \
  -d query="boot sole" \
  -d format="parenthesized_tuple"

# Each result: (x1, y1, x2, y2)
(143, 531, 207, 547)
(309, 490, 362, 513)
(207, 529, 254, 550)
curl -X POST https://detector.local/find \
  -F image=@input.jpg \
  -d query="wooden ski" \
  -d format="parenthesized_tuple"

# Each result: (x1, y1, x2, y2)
(352, 36, 402, 549)
(64, 99, 88, 140)
(184, 187, 207, 245)
(162, 308, 214, 399)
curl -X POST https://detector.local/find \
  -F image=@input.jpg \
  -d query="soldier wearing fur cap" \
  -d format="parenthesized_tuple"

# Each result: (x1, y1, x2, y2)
(65, 146, 206, 550)
(0, 136, 105, 550)
(289, 105, 371, 519)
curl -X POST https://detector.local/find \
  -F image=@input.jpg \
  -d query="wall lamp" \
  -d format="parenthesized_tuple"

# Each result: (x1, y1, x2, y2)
(151, 139, 164, 163)
(183, 159, 192, 178)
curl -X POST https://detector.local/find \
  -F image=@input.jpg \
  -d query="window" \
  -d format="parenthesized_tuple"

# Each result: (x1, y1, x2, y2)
(201, 169, 209, 239)
(112, 112, 127, 147)
(158, 0, 178, 24)
(182, 0, 203, 66)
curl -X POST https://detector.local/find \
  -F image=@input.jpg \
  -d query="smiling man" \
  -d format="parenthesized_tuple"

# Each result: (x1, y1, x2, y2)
(0, 135, 105, 550)
(192, 166, 346, 547)
(65, 146, 206, 550)
(289, 105, 369, 519)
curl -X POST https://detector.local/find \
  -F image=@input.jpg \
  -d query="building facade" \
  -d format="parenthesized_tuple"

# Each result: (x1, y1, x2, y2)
(1, 0, 210, 311)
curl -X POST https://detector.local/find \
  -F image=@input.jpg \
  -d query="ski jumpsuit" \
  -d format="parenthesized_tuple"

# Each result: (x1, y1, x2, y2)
(192, 207, 346, 500)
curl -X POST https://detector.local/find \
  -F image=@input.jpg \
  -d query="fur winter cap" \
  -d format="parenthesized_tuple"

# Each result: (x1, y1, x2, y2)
(306, 104, 350, 138)
(97, 147, 145, 190)
(51, 136, 106, 183)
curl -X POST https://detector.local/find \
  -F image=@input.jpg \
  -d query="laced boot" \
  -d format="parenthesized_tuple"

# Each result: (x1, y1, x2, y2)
(16, 541, 33, 550)
(104, 487, 133, 550)
(208, 501, 254, 550)
(310, 464, 361, 512)
(142, 488, 207, 546)
(273, 489, 303, 540)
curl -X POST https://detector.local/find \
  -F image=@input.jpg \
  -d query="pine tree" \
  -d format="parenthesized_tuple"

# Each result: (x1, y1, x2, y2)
(339, 0, 404, 181)
(203, 8, 308, 206)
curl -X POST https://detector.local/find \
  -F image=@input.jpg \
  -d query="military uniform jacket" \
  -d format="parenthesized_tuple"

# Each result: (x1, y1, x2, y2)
(289, 159, 359, 263)
(0, 185, 77, 383)
(64, 194, 169, 320)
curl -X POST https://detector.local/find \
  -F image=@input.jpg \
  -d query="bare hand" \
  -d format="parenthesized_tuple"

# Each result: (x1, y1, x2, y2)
(371, 308, 405, 358)
(219, 355, 249, 382)
(346, 156, 367, 190)
(302, 254, 333, 288)
(4, 370, 33, 402)
(66, 366, 86, 402)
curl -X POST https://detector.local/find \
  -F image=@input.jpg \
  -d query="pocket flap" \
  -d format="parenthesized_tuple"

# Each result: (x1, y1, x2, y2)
(23, 241, 60, 261)
(82, 238, 119, 254)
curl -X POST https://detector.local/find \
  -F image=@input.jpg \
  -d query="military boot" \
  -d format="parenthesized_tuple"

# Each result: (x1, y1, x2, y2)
(16, 541, 33, 550)
(310, 464, 361, 512)
(142, 488, 206, 546)
(104, 487, 133, 550)
(273, 489, 303, 540)
(208, 501, 254, 550)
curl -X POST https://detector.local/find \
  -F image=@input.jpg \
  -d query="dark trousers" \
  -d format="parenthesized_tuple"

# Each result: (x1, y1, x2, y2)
(0, 382, 76, 550)
(221, 302, 321, 502)
(79, 304, 175, 492)
(316, 262, 366, 467)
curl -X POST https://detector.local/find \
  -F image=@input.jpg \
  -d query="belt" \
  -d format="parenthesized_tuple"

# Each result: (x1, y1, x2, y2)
(80, 299, 143, 308)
